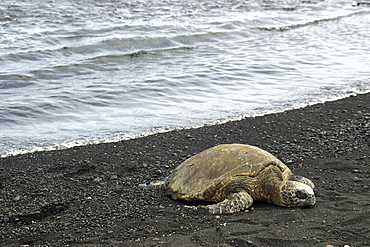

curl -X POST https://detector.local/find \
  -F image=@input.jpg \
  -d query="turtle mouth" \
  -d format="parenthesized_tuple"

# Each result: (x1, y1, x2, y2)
(303, 203, 315, 208)
(303, 195, 316, 207)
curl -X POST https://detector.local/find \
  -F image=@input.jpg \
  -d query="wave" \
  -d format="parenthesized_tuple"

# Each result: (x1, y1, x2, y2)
(1, 28, 245, 80)
(257, 11, 366, 31)
(2, 87, 370, 159)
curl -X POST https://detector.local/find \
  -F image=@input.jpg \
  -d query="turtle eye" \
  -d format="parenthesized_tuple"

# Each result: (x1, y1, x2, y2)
(296, 190, 308, 199)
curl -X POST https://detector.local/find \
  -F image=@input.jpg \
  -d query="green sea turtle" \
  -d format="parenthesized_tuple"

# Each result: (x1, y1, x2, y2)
(155, 144, 316, 214)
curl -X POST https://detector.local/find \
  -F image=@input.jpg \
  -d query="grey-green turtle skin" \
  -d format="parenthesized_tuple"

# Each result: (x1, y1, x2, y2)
(156, 144, 316, 214)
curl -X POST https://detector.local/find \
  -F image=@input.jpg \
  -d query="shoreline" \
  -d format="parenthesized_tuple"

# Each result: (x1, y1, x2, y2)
(2, 92, 366, 159)
(1, 93, 369, 246)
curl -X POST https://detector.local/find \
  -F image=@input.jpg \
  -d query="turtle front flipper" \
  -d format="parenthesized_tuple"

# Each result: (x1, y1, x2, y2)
(205, 191, 253, 214)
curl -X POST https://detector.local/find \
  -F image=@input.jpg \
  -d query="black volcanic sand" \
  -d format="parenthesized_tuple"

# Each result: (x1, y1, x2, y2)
(1, 93, 369, 247)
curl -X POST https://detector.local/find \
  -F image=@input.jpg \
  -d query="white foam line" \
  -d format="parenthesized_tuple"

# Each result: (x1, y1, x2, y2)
(2, 90, 369, 159)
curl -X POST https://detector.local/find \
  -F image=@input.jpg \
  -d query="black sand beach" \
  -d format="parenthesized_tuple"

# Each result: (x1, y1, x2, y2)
(1, 93, 369, 247)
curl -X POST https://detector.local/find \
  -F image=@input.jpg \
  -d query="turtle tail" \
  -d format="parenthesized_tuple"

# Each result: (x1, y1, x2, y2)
(149, 179, 168, 190)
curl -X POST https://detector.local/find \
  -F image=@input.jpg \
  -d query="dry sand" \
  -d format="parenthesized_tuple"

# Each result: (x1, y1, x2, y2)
(1, 93, 369, 247)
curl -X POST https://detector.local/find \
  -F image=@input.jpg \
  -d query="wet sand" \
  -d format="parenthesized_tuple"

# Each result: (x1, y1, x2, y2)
(1, 93, 369, 247)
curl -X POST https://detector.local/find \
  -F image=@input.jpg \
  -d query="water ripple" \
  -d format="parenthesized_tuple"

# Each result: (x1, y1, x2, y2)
(257, 11, 367, 31)
(1, 0, 370, 157)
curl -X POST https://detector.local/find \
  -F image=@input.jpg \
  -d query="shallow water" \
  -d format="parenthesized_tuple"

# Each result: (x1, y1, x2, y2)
(1, 0, 370, 157)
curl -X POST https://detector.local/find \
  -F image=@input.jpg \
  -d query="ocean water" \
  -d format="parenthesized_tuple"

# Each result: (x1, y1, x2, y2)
(1, 0, 370, 157)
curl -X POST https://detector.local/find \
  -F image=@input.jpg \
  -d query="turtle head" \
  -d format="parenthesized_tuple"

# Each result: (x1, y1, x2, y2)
(278, 181, 316, 207)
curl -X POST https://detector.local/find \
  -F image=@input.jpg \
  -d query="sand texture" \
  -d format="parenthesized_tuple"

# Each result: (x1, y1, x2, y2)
(1, 93, 369, 246)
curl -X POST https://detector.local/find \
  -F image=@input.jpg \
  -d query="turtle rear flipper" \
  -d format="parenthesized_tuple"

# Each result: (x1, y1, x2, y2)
(205, 191, 253, 214)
